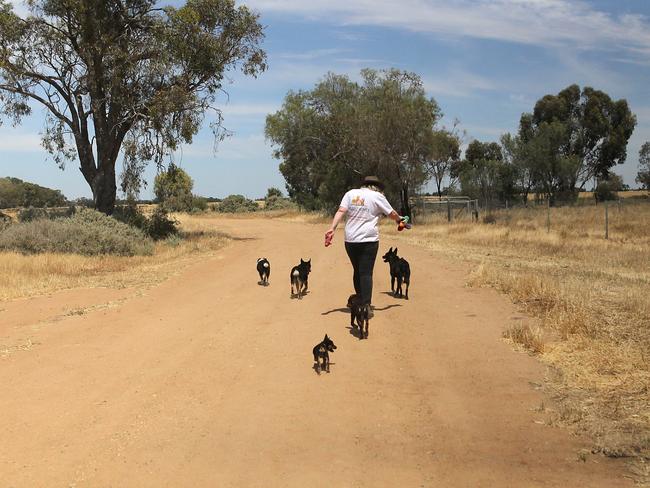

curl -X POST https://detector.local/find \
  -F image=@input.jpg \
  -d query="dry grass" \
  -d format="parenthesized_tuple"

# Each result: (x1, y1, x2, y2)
(391, 202, 650, 470)
(0, 213, 230, 301)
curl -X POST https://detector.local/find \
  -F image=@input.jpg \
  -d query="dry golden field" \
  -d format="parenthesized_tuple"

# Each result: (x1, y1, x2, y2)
(0, 213, 230, 301)
(391, 201, 650, 474)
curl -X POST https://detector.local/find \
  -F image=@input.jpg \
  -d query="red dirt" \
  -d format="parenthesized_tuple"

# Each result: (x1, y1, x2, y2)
(0, 217, 633, 487)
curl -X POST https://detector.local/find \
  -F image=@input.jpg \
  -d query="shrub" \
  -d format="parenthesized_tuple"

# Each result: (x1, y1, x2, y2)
(154, 164, 194, 212)
(263, 195, 295, 210)
(146, 206, 178, 240)
(0, 208, 153, 256)
(18, 206, 75, 222)
(190, 195, 208, 212)
(112, 202, 149, 231)
(217, 194, 258, 213)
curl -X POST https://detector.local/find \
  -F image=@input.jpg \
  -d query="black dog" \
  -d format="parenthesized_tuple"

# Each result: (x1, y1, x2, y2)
(290, 258, 311, 298)
(347, 294, 370, 339)
(256, 258, 270, 286)
(312, 334, 337, 374)
(382, 247, 410, 299)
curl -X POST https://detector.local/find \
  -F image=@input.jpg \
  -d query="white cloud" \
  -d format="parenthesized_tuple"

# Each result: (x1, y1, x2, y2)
(0, 132, 42, 153)
(423, 68, 498, 98)
(247, 0, 650, 59)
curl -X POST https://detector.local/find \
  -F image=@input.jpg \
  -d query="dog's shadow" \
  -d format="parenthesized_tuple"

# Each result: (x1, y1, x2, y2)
(312, 362, 335, 375)
(346, 324, 363, 339)
(321, 307, 349, 315)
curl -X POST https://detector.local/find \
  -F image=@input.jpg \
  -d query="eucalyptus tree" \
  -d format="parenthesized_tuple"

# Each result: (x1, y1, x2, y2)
(637, 142, 650, 190)
(523, 84, 636, 193)
(0, 0, 266, 214)
(426, 126, 462, 198)
(266, 69, 440, 216)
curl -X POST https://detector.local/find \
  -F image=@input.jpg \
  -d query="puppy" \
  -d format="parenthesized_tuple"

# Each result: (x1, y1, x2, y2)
(348, 294, 370, 340)
(257, 258, 270, 286)
(290, 258, 311, 298)
(312, 334, 337, 374)
(382, 247, 410, 299)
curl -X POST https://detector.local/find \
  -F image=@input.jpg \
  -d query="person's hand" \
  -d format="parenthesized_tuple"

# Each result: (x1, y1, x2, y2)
(324, 228, 334, 247)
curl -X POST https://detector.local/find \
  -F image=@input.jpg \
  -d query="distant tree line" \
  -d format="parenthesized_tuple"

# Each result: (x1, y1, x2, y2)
(0, 177, 67, 208)
(267, 75, 638, 211)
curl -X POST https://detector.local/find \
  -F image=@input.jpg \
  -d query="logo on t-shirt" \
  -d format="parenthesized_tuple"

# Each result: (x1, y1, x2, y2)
(351, 196, 365, 206)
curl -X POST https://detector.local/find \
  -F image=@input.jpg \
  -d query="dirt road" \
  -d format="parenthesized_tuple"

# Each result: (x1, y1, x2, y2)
(0, 217, 632, 487)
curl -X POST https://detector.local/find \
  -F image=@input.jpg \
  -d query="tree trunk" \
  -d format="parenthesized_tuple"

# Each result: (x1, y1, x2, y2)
(91, 165, 117, 215)
(399, 183, 412, 222)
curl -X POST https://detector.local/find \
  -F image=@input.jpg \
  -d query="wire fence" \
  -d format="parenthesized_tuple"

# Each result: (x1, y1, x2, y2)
(412, 193, 650, 240)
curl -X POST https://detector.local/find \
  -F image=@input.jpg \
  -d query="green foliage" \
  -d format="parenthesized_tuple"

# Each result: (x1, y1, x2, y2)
(0, 0, 266, 214)
(145, 206, 179, 240)
(594, 174, 624, 202)
(265, 187, 283, 199)
(637, 142, 650, 190)
(0, 177, 67, 208)
(0, 208, 153, 256)
(217, 194, 258, 213)
(266, 69, 441, 214)
(190, 196, 209, 212)
(113, 203, 178, 240)
(514, 84, 636, 201)
(154, 164, 194, 212)
(456, 140, 516, 206)
(18, 206, 75, 222)
(263, 195, 295, 211)
(112, 203, 150, 230)
(427, 129, 462, 197)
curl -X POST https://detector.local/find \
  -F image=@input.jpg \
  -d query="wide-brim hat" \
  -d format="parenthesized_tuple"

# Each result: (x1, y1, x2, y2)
(362, 175, 385, 190)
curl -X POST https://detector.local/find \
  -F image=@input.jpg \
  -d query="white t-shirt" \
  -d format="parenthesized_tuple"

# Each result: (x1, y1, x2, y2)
(340, 188, 394, 243)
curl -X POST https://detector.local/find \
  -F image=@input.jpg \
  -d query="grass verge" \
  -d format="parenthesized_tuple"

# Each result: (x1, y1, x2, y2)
(390, 202, 650, 476)
(0, 213, 230, 301)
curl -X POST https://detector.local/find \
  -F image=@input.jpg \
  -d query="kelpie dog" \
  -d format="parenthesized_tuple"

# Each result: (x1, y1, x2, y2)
(257, 258, 270, 286)
(347, 294, 370, 339)
(312, 334, 337, 374)
(382, 247, 410, 299)
(290, 258, 311, 298)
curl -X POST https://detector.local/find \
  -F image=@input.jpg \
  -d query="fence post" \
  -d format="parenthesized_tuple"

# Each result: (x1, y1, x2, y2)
(605, 201, 609, 240)
(447, 197, 451, 223)
(546, 199, 551, 233)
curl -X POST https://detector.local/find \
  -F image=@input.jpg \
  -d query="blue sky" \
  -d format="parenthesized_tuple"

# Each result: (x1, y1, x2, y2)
(1, 0, 649, 199)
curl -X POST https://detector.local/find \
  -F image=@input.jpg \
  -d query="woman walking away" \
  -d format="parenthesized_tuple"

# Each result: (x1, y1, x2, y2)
(324, 175, 404, 316)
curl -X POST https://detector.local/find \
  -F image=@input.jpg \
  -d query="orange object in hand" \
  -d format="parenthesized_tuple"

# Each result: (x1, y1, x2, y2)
(397, 221, 406, 231)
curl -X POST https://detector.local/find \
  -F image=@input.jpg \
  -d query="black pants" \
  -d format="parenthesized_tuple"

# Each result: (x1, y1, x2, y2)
(344, 241, 379, 306)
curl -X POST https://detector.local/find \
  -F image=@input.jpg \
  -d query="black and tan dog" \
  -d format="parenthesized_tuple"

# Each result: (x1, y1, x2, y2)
(290, 258, 311, 298)
(382, 247, 410, 299)
(312, 334, 337, 374)
(347, 294, 370, 340)
(256, 257, 270, 286)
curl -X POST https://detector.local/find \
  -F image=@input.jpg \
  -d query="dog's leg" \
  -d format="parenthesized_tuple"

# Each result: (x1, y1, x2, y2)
(350, 309, 356, 328)
(365, 315, 369, 339)
(391, 274, 395, 293)
(405, 279, 409, 300)
(325, 352, 330, 373)
(397, 275, 403, 298)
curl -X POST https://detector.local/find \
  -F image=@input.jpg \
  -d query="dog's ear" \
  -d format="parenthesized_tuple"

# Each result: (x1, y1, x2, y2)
(324, 334, 329, 340)
(301, 258, 305, 264)
(389, 247, 393, 252)
(394, 248, 398, 254)
(307, 259, 311, 263)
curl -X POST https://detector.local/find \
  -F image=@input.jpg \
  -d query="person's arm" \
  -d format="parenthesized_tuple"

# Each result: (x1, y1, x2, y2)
(376, 193, 403, 223)
(387, 210, 402, 223)
(325, 206, 347, 247)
